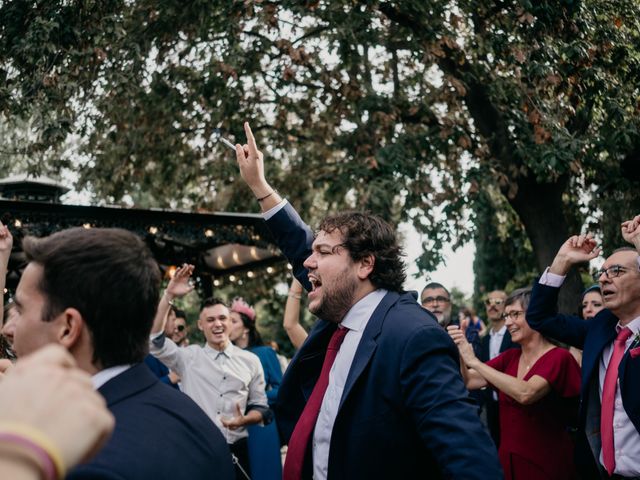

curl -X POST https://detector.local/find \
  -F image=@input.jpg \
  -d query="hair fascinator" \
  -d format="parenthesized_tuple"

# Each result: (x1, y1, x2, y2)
(230, 297, 256, 322)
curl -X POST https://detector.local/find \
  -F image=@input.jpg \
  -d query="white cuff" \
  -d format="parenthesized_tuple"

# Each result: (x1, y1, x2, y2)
(538, 267, 565, 287)
(262, 199, 288, 220)
(149, 331, 164, 341)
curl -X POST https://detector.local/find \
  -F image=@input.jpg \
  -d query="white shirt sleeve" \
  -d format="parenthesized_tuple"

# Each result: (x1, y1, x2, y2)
(247, 360, 269, 408)
(262, 199, 288, 220)
(538, 267, 566, 287)
(149, 334, 190, 375)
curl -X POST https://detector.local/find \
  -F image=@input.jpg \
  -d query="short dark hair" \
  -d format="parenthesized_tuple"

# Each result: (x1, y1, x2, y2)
(171, 306, 186, 320)
(200, 297, 227, 312)
(421, 282, 450, 298)
(317, 211, 406, 292)
(22, 228, 160, 368)
(505, 287, 531, 311)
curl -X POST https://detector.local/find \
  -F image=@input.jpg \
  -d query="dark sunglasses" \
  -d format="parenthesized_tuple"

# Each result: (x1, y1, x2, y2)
(175, 325, 186, 332)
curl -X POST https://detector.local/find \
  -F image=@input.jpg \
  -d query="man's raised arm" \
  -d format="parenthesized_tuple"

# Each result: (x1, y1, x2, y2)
(235, 122, 283, 213)
(235, 122, 313, 290)
(150, 264, 195, 335)
(526, 234, 600, 347)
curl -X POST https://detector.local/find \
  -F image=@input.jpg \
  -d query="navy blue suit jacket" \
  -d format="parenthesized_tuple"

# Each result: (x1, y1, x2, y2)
(527, 281, 640, 469)
(267, 203, 502, 479)
(67, 363, 233, 480)
(144, 353, 179, 390)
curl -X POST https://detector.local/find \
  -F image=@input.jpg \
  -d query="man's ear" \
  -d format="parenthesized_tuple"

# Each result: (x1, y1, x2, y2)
(57, 308, 85, 350)
(357, 254, 375, 280)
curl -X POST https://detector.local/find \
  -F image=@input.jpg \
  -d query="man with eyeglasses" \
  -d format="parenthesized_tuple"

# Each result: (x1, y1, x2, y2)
(527, 217, 640, 479)
(420, 282, 453, 327)
(479, 290, 518, 448)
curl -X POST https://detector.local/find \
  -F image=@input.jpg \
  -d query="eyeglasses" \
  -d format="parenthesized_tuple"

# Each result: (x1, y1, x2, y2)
(502, 310, 524, 321)
(593, 264, 628, 281)
(175, 325, 186, 332)
(422, 296, 450, 305)
(485, 298, 504, 306)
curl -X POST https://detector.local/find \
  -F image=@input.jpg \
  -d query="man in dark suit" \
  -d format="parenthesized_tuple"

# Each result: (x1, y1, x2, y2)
(234, 122, 502, 479)
(479, 289, 518, 447)
(526, 223, 640, 479)
(11, 227, 233, 479)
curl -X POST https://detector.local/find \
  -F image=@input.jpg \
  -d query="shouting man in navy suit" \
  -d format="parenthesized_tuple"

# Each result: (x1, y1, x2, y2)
(527, 218, 640, 479)
(234, 122, 502, 480)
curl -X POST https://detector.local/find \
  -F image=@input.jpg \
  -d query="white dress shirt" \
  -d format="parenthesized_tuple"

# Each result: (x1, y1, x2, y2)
(539, 269, 640, 475)
(311, 288, 387, 480)
(489, 325, 507, 401)
(489, 324, 507, 360)
(150, 335, 268, 444)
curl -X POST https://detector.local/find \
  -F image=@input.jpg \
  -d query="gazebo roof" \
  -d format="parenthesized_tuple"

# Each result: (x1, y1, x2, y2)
(1, 198, 285, 295)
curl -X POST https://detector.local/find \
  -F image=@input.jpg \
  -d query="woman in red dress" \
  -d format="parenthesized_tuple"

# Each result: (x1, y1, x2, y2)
(448, 287, 581, 480)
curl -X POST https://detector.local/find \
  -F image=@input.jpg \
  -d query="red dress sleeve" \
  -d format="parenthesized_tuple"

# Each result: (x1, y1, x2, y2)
(527, 347, 581, 397)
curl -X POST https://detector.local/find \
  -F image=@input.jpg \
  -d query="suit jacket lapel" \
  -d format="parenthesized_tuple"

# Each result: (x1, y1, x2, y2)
(285, 319, 337, 401)
(338, 291, 399, 410)
(581, 311, 618, 396)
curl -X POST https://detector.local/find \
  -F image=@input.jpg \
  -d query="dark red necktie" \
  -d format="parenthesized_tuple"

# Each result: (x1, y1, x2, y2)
(283, 326, 349, 480)
(601, 327, 632, 476)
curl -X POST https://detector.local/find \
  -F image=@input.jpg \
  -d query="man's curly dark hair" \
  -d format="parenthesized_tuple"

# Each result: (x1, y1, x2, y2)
(317, 211, 406, 292)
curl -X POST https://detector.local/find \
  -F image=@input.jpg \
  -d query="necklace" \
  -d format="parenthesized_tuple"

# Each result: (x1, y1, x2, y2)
(521, 354, 535, 370)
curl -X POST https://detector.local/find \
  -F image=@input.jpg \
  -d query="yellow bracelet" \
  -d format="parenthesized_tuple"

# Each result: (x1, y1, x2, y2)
(0, 422, 65, 479)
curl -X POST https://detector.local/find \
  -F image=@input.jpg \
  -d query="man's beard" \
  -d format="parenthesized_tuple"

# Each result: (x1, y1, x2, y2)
(436, 313, 452, 327)
(309, 274, 358, 324)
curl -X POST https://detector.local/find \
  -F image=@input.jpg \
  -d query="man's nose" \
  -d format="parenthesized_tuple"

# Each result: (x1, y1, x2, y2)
(303, 252, 316, 269)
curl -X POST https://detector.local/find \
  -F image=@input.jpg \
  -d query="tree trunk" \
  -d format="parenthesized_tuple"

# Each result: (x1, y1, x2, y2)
(507, 173, 583, 314)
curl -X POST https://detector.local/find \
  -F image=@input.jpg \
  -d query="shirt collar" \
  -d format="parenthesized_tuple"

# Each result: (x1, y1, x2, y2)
(205, 341, 235, 358)
(490, 324, 507, 337)
(340, 289, 388, 333)
(617, 316, 640, 336)
(92, 364, 132, 390)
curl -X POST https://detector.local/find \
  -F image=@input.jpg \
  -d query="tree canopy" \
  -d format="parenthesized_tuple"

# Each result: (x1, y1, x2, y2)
(1, 0, 639, 312)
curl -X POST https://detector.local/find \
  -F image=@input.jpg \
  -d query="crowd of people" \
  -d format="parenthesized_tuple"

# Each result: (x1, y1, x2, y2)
(0, 122, 637, 479)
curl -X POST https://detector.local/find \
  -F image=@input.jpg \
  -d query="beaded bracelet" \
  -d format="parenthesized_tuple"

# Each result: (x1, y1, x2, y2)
(0, 423, 65, 480)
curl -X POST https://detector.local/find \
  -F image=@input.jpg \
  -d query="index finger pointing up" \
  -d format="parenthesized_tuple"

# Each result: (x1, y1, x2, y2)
(244, 122, 259, 154)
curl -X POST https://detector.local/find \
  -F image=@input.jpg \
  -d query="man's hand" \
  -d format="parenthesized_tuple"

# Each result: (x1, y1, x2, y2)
(621, 215, 640, 250)
(235, 122, 270, 197)
(168, 370, 180, 385)
(220, 403, 246, 431)
(0, 221, 13, 264)
(165, 264, 195, 301)
(549, 234, 600, 276)
(447, 325, 479, 368)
